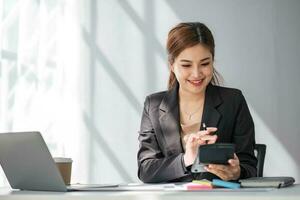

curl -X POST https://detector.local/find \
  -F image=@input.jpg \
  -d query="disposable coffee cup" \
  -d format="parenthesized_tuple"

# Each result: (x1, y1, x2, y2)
(53, 157, 73, 185)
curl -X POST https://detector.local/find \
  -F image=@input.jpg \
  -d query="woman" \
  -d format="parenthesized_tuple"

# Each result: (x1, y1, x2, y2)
(137, 22, 257, 183)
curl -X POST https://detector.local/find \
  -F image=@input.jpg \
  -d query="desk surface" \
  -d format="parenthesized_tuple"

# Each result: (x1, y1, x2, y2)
(0, 184, 300, 200)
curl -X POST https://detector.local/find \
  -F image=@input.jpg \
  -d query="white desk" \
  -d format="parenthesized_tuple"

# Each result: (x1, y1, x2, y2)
(0, 184, 299, 200)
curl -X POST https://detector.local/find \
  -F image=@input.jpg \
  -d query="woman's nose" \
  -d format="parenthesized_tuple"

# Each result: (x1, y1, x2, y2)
(192, 66, 202, 77)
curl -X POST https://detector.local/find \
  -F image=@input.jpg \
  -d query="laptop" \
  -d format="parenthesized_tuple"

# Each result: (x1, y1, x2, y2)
(0, 131, 118, 192)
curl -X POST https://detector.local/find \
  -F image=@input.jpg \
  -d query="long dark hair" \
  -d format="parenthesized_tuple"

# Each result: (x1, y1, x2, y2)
(167, 22, 222, 90)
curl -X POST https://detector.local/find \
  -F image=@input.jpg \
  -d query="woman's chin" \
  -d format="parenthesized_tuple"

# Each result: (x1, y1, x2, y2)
(186, 86, 206, 95)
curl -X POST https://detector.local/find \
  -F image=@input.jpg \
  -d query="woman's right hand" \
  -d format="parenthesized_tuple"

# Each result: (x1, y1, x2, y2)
(183, 127, 218, 167)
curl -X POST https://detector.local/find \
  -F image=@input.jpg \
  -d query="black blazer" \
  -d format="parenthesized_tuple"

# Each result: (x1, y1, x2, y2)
(137, 84, 257, 183)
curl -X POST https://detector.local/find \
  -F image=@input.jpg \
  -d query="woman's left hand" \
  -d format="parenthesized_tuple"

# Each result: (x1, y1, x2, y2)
(204, 154, 241, 181)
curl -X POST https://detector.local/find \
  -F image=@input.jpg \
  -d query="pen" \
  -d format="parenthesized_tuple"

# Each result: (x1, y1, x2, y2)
(202, 123, 207, 131)
(202, 123, 208, 144)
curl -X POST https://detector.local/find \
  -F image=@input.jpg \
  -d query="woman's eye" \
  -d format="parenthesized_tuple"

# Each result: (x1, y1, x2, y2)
(202, 62, 210, 66)
(181, 65, 191, 67)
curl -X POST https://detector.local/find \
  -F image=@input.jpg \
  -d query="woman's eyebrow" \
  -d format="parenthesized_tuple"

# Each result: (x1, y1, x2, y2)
(180, 57, 210, 62)
(200, 57, 210, 62)
(179, 59, 192, 62)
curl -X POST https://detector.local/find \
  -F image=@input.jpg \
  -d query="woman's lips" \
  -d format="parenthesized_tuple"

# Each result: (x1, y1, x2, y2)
(188, 79, 204, 87)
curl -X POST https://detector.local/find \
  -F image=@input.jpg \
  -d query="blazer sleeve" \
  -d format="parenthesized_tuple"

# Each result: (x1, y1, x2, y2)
(233, 92, 258, 179)
(137, 96, 189, 183)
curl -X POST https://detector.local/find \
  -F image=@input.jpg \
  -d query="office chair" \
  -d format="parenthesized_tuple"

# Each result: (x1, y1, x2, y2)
(254, 144, 267, 177)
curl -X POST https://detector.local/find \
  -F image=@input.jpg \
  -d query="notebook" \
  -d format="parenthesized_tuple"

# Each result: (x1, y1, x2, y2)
(0, 131, 118, 192)
(239, 177, 295, 188)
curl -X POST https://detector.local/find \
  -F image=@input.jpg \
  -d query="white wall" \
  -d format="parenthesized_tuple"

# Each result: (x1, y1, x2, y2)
(82, 0, 300, 183)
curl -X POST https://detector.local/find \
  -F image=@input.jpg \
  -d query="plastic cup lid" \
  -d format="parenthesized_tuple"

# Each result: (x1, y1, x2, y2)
(53, 157, 73, 163)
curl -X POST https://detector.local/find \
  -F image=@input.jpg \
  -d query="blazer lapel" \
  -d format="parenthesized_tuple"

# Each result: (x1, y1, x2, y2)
(159, 85, 183, 153)
(201, 84, 223, 131)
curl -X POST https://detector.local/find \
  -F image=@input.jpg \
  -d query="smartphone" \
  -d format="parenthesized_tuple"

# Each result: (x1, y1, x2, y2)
(199, 143, 235, 164)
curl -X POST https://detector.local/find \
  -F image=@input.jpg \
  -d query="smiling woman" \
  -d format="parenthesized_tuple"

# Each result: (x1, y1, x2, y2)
(170, 44, 213, 96)
(137, 22, 257, 183)
(167, 22, 222, 90)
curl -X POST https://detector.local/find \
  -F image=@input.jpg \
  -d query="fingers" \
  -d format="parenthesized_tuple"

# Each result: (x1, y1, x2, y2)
(208, 164, 229, 171)
(206, 127, 217, 133)
(184, 127, 218, 153)
(185, 127, 217, 140)
(194, 135, 217, 145)
(185, 133, 201, 149)
(196, 127, 217, 136)
(205, 164, 237, 181)
(206, 155, 241, 181)
(192, 127, 218, 144)
(185, 132, 216, 144)
(205, 165, 232, 181)
(228, 153, 240, 166)
(201, 135, 217, 144)
(187, 133, 200, 143)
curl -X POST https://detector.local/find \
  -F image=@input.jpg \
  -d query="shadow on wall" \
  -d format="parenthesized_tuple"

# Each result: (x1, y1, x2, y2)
(80, 0, 168, 182)
(82, 26, 141, 182)
(82, 28, 142, 114)
(118, 0, 167, 91)
(83, 111, 134, 182)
